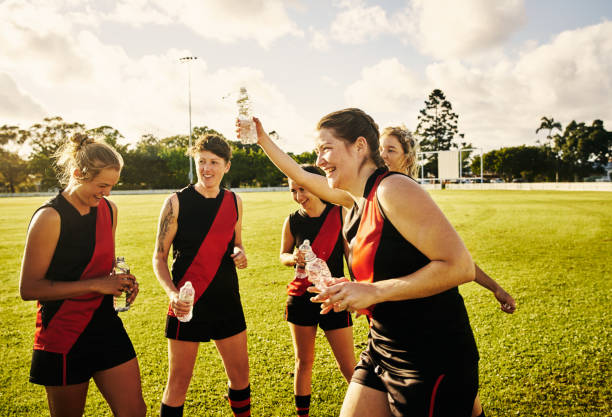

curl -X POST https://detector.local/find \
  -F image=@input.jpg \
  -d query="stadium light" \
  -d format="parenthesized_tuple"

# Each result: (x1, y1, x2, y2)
(179, 56, 198, 183)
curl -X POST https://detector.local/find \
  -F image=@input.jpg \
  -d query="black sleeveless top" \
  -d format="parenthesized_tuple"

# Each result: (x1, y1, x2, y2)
(34, 193, 114, 328)
(171, 185, 241, 318)
(344, 168, 478, 373)
(289, 203, 344, 278)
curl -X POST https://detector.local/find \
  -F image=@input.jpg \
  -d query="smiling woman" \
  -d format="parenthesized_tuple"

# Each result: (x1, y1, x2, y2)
(19, 132, 146, 417)
(152, 133, 251, 417)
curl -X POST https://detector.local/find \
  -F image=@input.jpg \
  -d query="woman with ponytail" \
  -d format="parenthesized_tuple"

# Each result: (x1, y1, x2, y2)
(20, 133, 146, 417)
(245, 108, 483, 416)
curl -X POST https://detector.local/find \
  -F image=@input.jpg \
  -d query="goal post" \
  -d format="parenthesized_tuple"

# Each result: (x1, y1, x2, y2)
(417, 148, 483, 183)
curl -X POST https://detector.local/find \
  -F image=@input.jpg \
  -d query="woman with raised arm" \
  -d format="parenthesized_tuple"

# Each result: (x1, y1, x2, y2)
(19, 133, 146, 417)
(380, 126, 516, 417)
(153, 134, 250, 417)
(248, 110, 480, 417)
(280, 164, 356, 417)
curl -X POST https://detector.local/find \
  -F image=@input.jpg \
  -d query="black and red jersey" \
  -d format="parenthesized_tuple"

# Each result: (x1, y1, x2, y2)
(344, 168, 478, 372)
(32, 193, 115, 354)
(287, 203, 344, 295)
(170, 185, 240, 320)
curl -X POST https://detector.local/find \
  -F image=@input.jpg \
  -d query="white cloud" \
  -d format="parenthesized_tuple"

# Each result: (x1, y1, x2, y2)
(0, 73, 46, 123)
(405, 0, 526, 59)
(345, 58, 424, 113)
(0, 0, 309, 150)
(330, 3, 389, 44)
(345, 21, 612, 150)
(327, 0, 525, 59)
(309, 27, 330, 51)
(99, 0, 304, 48)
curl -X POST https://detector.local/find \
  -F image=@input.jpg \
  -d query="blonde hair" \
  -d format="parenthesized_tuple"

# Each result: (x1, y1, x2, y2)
(54, 132, 124, 186)
(381, 126, 419, 178)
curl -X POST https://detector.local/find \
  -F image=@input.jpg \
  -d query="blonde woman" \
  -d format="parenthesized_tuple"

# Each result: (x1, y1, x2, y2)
(20, 133, 145, 417)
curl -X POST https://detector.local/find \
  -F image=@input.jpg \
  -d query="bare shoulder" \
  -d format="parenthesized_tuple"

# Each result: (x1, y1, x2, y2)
(28, 207, 61, 241)
(30, 207, 60, 229)
(377, 174, 430, 208)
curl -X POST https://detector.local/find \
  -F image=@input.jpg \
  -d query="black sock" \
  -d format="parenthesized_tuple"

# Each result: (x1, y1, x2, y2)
(295, 394, 311, 416)
(160, 403, 184, 417)
(228, 384, 251, 417)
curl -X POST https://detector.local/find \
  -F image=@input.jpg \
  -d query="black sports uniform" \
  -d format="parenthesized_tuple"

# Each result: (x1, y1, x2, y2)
(285, 203, 352, 330)
(165, 185, 246, 342)
(29, 193, 135, 386)
(346, 169, 479, 417)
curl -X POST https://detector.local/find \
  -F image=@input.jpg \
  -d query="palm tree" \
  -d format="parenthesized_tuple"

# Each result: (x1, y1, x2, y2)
(536, 116, 562, 182)
(536, 116, 562, 140)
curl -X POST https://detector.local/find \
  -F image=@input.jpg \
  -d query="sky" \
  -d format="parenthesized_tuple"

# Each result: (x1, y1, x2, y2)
(1, 0, 611, 153)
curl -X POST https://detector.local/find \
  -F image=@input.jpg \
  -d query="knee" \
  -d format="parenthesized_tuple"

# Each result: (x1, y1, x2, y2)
(167, 368, 194, 394)
(295, 356, 315, 373)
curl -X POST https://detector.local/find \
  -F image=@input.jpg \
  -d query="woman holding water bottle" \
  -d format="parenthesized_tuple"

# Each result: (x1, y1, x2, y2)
(280, 164, 355, 417)
(153, 134, 250, 417)
(246, 109, 481, 417)
(19, 133, 146, 417)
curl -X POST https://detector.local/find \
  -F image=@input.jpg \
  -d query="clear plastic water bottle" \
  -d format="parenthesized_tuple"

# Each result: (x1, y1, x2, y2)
(237, 87, 258, 144)
(114, 256, 131, 312)
(178, 281, 195, 322)
(299, 240, 334, 290)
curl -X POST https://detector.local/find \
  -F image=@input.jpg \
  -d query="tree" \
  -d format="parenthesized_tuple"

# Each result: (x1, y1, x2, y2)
(554, 120, 612, 181)
(536, 116, 563, 181)
(0, 149, 29, 193)
(415, 89, 461, 177)
(535, 117, 562, 142)
(471, 146, 556, 182)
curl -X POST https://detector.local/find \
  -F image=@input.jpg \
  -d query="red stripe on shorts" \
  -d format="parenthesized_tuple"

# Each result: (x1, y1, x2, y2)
(428, 373, 445, 417)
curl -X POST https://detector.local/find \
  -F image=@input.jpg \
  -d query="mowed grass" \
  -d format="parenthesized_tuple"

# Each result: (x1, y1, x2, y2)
(0, 190, 610, 416)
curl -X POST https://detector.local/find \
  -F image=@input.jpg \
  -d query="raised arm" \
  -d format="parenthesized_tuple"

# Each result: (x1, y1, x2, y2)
(20, 207, 127, 301)
(250, 117, 354, 209)
(474, 264, 516, 313)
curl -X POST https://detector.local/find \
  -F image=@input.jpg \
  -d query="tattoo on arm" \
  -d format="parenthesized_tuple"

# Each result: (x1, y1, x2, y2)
(157, 199, 174, 253)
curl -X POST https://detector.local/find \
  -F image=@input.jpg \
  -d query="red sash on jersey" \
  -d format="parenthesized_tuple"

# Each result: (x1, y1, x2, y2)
(287, 205, 342, 296)
(350, 172, 390, 317)
(33, 199, 114, 354)
(168, 190, 237, 317)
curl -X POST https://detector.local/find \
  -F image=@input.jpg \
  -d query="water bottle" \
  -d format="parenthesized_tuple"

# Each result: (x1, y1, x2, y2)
(114, 256, 131, 312)
(306, 258, 334, 291)
(299, 240, 334, 290)
(178, 281, 195, 322)
(237, 87, 257, 144)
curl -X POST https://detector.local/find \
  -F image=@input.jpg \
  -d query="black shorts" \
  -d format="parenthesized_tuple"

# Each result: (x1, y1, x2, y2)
(351, 349, 478, 417)
(285, 293, 352, 331)
(165, 310, 247, 342)
(30, 314, 136, 386)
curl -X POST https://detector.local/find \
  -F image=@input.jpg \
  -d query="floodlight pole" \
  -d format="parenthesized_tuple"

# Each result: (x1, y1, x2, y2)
(180, 56, 198, 183)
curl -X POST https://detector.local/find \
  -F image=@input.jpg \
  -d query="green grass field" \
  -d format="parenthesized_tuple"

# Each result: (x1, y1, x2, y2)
(1, 190, 610, 416)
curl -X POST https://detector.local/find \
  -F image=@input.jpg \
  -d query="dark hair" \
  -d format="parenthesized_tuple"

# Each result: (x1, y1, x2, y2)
(316, 108, 385, 168)
(189, 134, 232, 162)
(300, 164, 324, 176)
(54, 132, 124, 185)
(381, 126, 419, 178)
